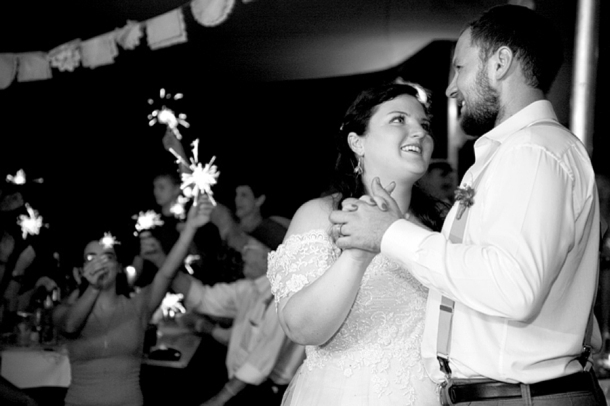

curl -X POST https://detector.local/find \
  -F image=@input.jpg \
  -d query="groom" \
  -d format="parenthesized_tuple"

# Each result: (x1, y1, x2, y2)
(330, 5, 606, 406)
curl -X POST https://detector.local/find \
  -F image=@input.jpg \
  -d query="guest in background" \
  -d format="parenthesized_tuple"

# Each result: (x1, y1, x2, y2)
(52, 198, 213, 406)
(233, 178, 290, 252)
(131, 169, 223, 287)
(417, 158, 456, 205)
(172, 229, 304, 406)
(595, 173, 610, 367)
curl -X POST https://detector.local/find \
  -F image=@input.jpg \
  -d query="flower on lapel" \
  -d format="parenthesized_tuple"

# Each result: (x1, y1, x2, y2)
(454, 185, 475, 220)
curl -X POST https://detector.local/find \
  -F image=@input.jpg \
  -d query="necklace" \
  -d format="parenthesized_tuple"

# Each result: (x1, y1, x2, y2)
(94, 299, 119, 350)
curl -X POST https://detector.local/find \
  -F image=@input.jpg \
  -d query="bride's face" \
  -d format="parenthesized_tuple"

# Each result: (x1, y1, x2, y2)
(358, 95, 434, 183)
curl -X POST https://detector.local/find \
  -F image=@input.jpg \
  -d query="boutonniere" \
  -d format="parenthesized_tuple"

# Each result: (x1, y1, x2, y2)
(454, 185, 475, 220)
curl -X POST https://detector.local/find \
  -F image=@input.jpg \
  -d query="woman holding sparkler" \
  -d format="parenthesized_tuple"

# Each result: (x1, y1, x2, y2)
(52, 196, 214, 406)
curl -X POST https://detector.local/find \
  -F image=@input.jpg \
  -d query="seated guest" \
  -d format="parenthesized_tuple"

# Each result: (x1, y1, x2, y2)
(52, 198, 213, 406)
(172, 231, 305, 406)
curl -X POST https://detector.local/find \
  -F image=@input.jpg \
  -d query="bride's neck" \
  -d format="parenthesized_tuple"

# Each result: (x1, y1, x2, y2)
(362, 175, 413, 216)
(391, 183, 413, 216)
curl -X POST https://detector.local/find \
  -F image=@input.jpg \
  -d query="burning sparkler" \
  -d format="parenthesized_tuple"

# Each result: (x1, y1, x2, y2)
(147, 88, 189, 140)
(17, 203, 45, 239)
(133, 210, 164, 236)
(178, 139, 220, 205)
(184, 254, 201, 275)
(6, 169, 43, 185)
(160, 292, 186, 319)
(169, 195, 189, 220)
(99, 232, 120, 249)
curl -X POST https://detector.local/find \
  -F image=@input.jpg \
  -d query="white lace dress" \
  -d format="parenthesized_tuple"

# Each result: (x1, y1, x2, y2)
(267, 229, 437, 406)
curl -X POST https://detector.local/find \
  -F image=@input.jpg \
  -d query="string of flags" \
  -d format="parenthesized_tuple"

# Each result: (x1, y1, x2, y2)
(0, 0, 257, 89)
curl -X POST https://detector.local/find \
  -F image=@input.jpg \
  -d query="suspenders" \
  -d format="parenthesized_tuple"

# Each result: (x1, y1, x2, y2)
(436, 119, 597, 379)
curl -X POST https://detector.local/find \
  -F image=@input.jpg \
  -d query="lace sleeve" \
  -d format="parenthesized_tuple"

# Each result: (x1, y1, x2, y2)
(267, 229, 341, 304)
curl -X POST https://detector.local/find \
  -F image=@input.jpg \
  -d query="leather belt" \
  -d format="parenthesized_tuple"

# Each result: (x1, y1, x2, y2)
(449, 372, 594, 403)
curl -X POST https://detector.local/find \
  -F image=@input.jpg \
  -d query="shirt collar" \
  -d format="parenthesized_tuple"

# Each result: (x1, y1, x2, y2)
(478, 100, 557, 145)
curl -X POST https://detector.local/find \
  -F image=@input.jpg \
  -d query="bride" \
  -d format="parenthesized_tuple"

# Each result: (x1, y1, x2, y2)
(267, 82, 447, 405)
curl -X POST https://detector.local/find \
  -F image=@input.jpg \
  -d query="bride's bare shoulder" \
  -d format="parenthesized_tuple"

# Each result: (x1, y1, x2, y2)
(286, 195, 337, 236)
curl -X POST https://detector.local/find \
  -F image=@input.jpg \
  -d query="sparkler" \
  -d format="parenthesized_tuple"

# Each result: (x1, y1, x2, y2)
(147, 88, 189, 140)
(133, 210, 164, 236)
(6, 169, 43, 185)
(179, 139, 220, 205)
(160, 292, 186, 319)
(99, 232, 120, 249)
(184, 254, 201, 275)
(169, 195, 189, 220)
(17, 203, 45, 239)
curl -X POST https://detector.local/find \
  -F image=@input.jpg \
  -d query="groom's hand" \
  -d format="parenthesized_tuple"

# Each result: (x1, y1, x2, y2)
(329, 178, 402, 253)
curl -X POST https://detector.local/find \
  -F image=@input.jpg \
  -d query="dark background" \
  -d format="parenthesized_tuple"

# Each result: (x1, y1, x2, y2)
(0, 0, 607, 265)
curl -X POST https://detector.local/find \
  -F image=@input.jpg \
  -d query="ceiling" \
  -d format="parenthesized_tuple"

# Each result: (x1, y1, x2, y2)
(0, 0, 509, 81)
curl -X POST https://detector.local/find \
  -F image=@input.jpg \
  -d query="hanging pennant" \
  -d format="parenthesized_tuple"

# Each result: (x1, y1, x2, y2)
(17, 52, 52, 82)
(0, 54, 17, 89)
(81, 32, 119, 69)
(146, 9, 188, 50)
(48, 40, 82, 72)
(116, 21, 143, 50)
(190, 0, 236, 27)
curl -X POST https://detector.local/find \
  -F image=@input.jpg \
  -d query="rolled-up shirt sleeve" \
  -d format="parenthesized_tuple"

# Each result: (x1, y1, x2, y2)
(184, 279, 240, 319)
(232, 303, 287, 385)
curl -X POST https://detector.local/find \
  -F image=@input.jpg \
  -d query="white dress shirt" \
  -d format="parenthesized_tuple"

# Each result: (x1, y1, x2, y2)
(185, 276, 304, 385)
(381, 100, 601, 384)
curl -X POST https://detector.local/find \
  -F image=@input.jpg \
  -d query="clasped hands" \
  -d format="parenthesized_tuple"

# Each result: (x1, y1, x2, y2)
(329, 177, 402, 254)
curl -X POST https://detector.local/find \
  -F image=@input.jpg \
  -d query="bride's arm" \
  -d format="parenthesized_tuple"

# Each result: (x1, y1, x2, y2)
(272, 197, 374, 346)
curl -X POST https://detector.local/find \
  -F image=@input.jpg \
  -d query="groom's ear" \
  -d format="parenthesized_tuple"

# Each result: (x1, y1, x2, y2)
(347, 132, 364, 156)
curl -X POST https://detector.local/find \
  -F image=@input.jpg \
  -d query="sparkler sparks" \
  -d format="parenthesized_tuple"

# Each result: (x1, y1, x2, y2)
(17, 203, 44, 239)
(6, 169, 43, 185)
(169, 195, 189, 220)
(160, 292, 186, 319)
(133, 210, 165, 236)
(147, 88, 189, 140)
(99, 232, 120, 249)
(180, 139, 220, 205)
(184, 254, 201, 275)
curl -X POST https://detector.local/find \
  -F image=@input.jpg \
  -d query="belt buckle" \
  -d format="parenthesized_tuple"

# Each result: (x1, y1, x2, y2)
(437, 379, 455, 406)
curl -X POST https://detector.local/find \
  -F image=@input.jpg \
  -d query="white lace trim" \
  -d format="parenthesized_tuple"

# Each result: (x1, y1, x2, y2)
(267, 229, 430, 401)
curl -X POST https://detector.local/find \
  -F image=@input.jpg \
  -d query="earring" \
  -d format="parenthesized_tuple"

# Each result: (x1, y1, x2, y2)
(353, 155, 363, 175)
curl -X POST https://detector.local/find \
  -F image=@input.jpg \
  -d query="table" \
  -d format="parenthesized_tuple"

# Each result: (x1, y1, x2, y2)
(0, 322, 201, 391)
(141, 322, 202, 369)
(140, 321, 226, 405)
(0, 344, 71, 389)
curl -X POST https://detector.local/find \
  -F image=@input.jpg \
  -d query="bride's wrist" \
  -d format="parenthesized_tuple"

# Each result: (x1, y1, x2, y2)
(342, 249, 375, 266)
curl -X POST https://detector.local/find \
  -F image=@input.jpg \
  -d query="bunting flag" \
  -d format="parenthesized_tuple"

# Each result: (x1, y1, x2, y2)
(17, 52, 52, 82)
(48, 40, 82, 72)
(146, 9, 188, 50)
(81, 32, 120, 69)
(0, 0, 252, 89)
(116, 21, 143, 50)
(191, 0, 235, 27)
(0, 53, 17, 89)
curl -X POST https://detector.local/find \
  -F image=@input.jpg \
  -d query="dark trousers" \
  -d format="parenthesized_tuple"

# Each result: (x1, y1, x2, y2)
(450, 370, 608, 406)
(226, 380, 288, 406)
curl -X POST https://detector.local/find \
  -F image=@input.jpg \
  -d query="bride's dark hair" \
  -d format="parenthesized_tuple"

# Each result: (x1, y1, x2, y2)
(323, 82, 448, 232)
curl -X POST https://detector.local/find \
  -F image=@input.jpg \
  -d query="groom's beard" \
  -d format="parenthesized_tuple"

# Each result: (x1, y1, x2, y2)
(459, 67, 500, 137)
